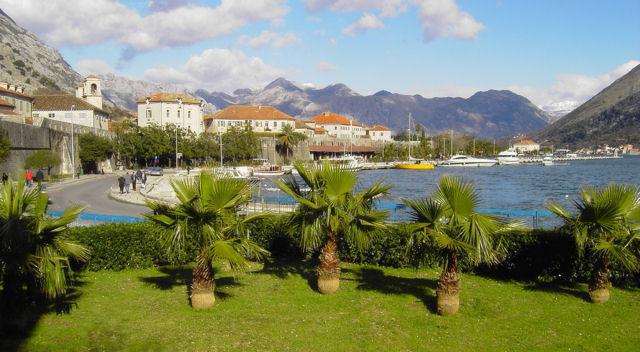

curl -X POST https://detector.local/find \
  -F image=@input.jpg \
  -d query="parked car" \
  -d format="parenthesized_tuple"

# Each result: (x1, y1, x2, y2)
(144, 167, 163, 176)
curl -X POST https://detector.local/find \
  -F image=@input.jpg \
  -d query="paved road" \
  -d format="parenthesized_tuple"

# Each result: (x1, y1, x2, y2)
(46, 175, 148, 217)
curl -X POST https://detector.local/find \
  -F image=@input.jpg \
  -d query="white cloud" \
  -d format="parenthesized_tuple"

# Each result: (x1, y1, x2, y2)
(509, 60, 640, 108)
(342, 13, 385, 36)
(305, 0, 483, 41)
(143, 48, 286, 92)
(75, 59, 115, 76)
(147, 0, 199, 12)
(238, 31, 300, 49)
(327, 38, 338, 46)
(411, 0, 484, 41)
(317, 61, 337, 72)
(305, 0, 407, 17)
(0, 0, 290, 56)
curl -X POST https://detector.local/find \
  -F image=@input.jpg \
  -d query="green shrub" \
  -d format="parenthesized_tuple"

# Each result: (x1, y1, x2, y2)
(64, 222, 196, 271)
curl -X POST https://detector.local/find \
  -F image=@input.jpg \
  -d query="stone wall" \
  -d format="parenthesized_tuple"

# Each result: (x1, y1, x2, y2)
(258, 137, 311, 164)
(0, 120, 113, 178)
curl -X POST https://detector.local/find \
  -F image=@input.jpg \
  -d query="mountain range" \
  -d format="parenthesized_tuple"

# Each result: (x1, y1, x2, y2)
(536, 63, 640, 147)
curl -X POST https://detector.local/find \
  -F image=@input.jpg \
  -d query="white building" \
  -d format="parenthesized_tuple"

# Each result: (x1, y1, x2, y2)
(204, 105, 296, 133)
(304, 112, 367, 139)
(366, 125, 393, 142)
(137, 93, 204, 133)
(513, 139, 540, 153)
(32, 94, 110, 130)
(75, 75, 103, 109)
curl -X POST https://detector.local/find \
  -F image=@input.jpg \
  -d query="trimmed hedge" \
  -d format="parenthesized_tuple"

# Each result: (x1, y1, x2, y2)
(64, 222, 196, 271)
(63, 218, 640, 287)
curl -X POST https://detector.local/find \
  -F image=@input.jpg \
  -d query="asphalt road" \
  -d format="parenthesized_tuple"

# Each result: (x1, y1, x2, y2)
(46, 175, 148, 217)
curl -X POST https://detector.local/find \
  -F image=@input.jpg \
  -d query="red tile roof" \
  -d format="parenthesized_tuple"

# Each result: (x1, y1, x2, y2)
(307, 112, 362, 126)
(0, 98, 15, 108)
(515, 139, 538, 145)
(308, 145, 378, 153)
(0, 86, 33, 100)
(367, 125, 390, 131)
(136, 92, 201, 105)
(204, 105, 295, 121)
(33, 95, 109, 115)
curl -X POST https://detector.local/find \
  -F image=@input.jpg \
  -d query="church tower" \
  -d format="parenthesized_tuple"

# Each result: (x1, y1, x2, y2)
(75, 75, 103, 109)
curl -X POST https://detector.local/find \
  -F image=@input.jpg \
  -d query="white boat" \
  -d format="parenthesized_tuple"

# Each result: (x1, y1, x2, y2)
(542, 156, 554, 166)
(213, 166, 254, 179)
(496, 149, 521, 165)
(323, 155, 363, 170)
(439, 154, 497, 167)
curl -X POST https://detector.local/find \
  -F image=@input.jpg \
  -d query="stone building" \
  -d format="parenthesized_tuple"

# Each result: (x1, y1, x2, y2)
(204, 105, 296, 134)
(304, 112, 367, 139)
(0, 82, 33, 122)
(137, 92, 204, 133)
(32, 95, 110, 130)
(366, 125, 393, 142)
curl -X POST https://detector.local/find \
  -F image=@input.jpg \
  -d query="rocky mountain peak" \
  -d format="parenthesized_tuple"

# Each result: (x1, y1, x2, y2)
(264, 77, 303, 92)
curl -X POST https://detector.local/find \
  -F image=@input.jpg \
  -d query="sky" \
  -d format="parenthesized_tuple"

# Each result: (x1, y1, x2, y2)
(1, 0, 639, 109)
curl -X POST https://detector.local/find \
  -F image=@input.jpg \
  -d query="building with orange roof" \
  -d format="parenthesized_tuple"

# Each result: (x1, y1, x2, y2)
(366, 125, 392, 142)
(203, 105, 296, 134)
(0, 81, 33, 121)
(513, 139, 540, 153)
(304, 112, 367, 139)
(137, 92, 204, 133)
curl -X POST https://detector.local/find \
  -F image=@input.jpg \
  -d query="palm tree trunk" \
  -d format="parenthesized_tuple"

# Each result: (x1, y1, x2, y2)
(436, 252, 460, 315)
(191, 249, 216, 310)
(588, 256, 611, 303)
(317, 231, 340, 294)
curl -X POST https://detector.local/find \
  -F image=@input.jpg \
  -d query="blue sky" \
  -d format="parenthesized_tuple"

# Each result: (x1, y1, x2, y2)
(1, 0, 639, 108)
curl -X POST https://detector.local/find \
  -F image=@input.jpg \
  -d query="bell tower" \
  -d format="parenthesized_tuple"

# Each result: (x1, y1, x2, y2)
(76, 75, 103, 109)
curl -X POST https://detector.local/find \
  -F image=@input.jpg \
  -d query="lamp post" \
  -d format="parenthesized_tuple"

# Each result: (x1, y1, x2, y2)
(218, 130, 223, 167)
(70, 104, 75, 178)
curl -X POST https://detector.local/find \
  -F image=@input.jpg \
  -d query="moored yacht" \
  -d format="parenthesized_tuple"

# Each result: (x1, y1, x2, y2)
(438, 154, 497, 167)
(496, 149, 521, 165)
(324, 155, 363, 170)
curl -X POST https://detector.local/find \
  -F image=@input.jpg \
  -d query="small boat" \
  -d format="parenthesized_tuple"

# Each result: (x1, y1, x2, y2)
(542, 156, 554, 166)
(323, 155, 363, 170)
(253, 162, 286, 177)
(213, 166, 254, 179)
(395, 159, 435, 170)
(497, 149, 521, 165)
(439, 155, 497, 167)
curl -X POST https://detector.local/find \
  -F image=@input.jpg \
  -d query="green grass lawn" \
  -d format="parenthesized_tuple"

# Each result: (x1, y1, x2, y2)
(5, 261, 640, 352)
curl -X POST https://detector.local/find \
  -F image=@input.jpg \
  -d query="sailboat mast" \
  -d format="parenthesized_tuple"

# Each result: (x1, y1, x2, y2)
(408, 112, 412, 159)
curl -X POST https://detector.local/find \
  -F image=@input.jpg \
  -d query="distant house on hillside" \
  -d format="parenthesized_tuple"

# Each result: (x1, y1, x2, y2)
(513, 139, 540, 153)
(32, 94, 110, 130)
(366, 125, 392, 142)
(204, 105, 296, 134)
(0, 82, 33, 122)
(137, 92, 204, 133)
(304, 112, 367, 139)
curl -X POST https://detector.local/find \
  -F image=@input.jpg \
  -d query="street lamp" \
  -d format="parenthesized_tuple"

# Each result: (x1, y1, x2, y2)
(70, 104, 75, 178)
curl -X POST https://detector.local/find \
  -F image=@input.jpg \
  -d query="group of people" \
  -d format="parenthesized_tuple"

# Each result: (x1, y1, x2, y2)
(22, 169, 45, 188)
(118, 170, 147, 194)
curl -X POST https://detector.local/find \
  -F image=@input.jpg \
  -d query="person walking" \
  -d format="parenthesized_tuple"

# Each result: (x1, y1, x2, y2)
(141, 172, 147, 189)
(118, 175, 125, 194)
(35, 169, 45, 189)
(25, 169, 33, 187)
(124, 172, 131, 193)
(131, 173, 137, 191)
(2, 172, 8, 185)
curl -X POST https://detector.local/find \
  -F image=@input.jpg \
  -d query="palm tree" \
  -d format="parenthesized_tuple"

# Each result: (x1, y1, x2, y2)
(547, 183, 640, 303)
(275, 162, 389, 294)
(276, 124, 307, 164)
(0, 180, 89, 310)
(403, 176, 524, 315)
(145, 172, 268, 309)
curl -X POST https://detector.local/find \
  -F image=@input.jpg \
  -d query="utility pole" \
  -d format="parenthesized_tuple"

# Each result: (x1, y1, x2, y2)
(218, 130, 223, 167)
(450, 130, 453, 156)
(473, 138, 476, 156)
(175, 125, 178, 169)
(70, 105, 75, 178)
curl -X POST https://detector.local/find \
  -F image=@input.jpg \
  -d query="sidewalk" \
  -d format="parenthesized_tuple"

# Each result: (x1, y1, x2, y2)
(43, 173, 112, 191)
(108, 174, 172, 205)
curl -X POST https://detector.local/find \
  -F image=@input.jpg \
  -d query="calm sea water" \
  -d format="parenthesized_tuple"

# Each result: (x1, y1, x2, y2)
(259, 156, 640, 226)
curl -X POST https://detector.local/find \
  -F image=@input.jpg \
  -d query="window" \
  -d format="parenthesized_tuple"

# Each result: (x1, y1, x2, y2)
(187, 111, 191, 119)
(166, 109, 170, 118)
(146, 110, 152, 119)
(33, 113, 39, 118)
(48, 113, 55, 118)
(177, 109, 181, 119)
(273, 121, 278, 127)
